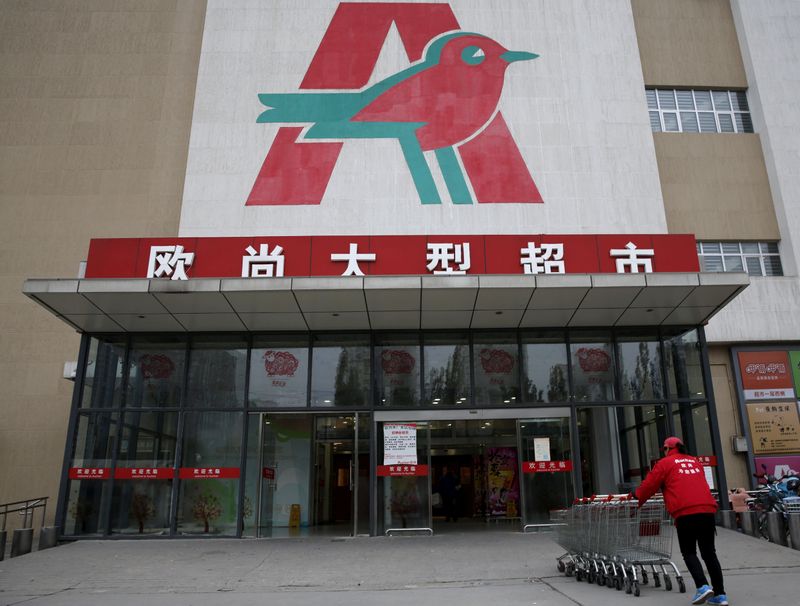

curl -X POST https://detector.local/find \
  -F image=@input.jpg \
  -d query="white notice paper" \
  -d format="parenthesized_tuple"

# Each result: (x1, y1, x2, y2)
(703, 466, 715, 490)
(533, 437, 551, 462)
(383, 423, 417, 465)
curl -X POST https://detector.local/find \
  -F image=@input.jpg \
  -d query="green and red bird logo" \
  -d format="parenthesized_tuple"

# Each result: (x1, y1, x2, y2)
(249, 2, 542, 206)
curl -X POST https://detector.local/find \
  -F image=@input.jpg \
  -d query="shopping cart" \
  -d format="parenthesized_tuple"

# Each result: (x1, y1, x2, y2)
(554, 494, 685, 597)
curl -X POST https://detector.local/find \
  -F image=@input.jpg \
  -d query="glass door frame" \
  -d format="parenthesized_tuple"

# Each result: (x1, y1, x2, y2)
(515, 409, 573, 531)
(249, 411, 366, 538)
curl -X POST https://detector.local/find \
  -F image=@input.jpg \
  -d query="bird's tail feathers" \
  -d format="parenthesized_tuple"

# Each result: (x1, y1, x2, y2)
(257, 92, 363, 123)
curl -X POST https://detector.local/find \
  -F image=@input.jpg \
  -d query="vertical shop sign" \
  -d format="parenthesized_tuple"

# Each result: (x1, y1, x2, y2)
(383, 423, 417, 465)
(789, 351, 800, 398)
(738, 351, 794, 400)
(746, 402, 800, 454)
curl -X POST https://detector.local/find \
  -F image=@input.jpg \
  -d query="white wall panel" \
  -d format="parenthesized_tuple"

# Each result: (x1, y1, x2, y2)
(179, 0, 666, 237)
(708, 1, 800, 343)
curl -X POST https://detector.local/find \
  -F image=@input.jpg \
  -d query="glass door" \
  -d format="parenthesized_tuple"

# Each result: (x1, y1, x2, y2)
(243, 412, 366, 537)
(376, 421, 432, 534)
(518, 416, 574, 527)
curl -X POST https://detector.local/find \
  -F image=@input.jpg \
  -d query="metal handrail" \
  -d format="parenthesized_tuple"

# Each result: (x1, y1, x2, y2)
(1, 497, 49, 531)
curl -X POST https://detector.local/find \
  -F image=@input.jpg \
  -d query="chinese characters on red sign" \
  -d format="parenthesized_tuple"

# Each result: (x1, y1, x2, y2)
(84, 234, 699, 280)
(522, 460, 573, 473)
(376, 464, 429, 477)
(68, 467, 111, 480)
(737, 351, 795, 400)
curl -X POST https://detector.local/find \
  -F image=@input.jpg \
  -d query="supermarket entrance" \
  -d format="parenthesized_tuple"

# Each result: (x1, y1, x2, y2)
(376, 410, 574, 534)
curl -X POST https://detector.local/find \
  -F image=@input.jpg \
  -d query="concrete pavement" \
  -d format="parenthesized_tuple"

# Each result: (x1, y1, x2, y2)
(1, 527, 799, 605)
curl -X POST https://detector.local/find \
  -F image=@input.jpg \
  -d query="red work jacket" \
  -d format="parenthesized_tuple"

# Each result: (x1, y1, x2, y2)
(634, 451, 718, 519)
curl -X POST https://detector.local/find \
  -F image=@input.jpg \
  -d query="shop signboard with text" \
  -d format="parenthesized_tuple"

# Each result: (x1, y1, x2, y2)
(746, 402, 800, 454)
(738, 351, 795, 400)
(84, 234, 699, 279)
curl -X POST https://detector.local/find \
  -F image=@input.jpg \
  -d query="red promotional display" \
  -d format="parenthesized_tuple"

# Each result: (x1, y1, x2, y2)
(262, 467, 276, 480)
(84, 234, 699, 279)
(738, 351, 795, 400)
(69, 467, 111, 480)
(178, 467, 241, 479)
(114, 468, 176, 480)
(376, 464, 429, 477)
(523, 460, 573, 473)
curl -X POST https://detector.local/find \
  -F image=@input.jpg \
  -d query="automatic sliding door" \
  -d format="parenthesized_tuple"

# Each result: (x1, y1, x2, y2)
(377, 421, 431, 534)
(518, 417, 574, 526)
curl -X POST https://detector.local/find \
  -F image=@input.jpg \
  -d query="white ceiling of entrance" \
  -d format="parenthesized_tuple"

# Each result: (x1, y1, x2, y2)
(23, 273, 747, 333)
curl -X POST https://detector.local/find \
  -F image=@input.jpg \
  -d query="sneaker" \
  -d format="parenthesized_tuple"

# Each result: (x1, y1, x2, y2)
(691, 585, 714, 604)
(707, 596, 728, 606)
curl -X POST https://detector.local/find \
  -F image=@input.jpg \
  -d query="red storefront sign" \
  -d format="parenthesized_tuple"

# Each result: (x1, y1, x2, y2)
(523, 460, 573, 473)
(84, 234, 699, 279)
(178, 467, 241, 479)
(262, 467, 275, 480)
(738, 351, 795, 400)
(376, 464, 429, 477)
(695, 456, 717, 467)
(69, 467, 111, 480)
(114, 467, 176, 480)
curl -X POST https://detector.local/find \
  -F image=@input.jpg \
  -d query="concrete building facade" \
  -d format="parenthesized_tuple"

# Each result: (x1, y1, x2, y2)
(1, 0, 799, 538)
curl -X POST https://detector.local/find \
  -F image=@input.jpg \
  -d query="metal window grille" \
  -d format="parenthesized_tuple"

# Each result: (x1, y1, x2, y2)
(647, 89, 753, 134)
(696, 241, 782, 276)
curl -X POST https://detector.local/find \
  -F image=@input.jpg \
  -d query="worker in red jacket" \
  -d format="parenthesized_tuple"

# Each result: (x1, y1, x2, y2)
(634, 437, 728, 606)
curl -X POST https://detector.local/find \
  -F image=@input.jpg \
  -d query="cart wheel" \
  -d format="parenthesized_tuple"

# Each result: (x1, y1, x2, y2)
(557, 561, 566, 573)
(641, 570, 648, 585)
(565, 564, 574, 577)
(633, 582, 641, 597)
(664, 576, 672, 591)
(597, 573, 605, 586)
(678, 577, 686, 593)
(605, 575, 613, 588)
(615, 577, 623, 591)
(625, 579, 632, 595)
(653, 572, 661, 588)
(575, 571, 582, 582)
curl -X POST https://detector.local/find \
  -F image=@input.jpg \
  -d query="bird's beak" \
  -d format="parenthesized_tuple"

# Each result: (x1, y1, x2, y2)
(500, 50, 539, 63)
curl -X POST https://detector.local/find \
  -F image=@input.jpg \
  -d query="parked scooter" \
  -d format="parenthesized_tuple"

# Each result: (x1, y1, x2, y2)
(749, 464, 800, 541)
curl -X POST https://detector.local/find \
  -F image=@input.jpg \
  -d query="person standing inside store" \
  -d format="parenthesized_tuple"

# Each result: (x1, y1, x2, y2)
(438, 466, 460, 522)
(633, 437, 728, 606)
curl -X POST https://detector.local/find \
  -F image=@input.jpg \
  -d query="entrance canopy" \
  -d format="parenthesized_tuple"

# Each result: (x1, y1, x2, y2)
(23, 272, 748, 333)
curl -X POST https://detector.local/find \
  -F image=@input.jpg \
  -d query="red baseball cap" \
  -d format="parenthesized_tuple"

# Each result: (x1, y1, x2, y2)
(663, 436, 683, 449)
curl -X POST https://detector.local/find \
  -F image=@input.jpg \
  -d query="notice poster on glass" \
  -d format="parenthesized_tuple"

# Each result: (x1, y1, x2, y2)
(383, 423, 417, 465)
(703, 466, 715, 490)
(533, 437, 551, 461)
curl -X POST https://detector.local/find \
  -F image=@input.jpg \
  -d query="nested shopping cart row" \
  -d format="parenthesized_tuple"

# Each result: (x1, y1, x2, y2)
(553, 494, 685, 597)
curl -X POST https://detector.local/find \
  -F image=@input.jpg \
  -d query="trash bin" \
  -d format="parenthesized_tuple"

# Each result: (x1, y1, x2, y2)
(10, 527, 33, 558)
(766, 512, 787, 546)
(787, 513, 800, 550)
(38, 526, 58, 550)
(740, 510, 758, 537)
(718, 510, 736, 530)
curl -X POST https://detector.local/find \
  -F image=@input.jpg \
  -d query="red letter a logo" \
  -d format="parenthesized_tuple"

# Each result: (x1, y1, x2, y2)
(247, 2, 542, 206)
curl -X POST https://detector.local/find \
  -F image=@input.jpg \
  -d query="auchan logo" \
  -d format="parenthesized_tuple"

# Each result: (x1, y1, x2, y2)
(248, 2, 542, 206)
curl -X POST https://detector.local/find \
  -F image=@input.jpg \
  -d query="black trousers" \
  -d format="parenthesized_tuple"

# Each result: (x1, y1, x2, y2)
(675, 513, 725, 595)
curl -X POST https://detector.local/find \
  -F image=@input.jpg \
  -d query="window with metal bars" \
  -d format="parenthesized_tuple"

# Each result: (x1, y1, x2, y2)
(696, 241, 782, 276)
(647, 89, 753, 133)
